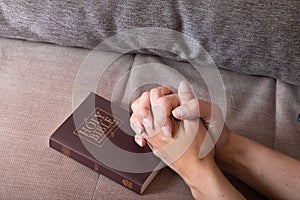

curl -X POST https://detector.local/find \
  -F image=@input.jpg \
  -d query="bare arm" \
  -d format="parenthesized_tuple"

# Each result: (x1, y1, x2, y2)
(130, 82, 245, 199)
(131, 81, 300, 199)
(181, 158, 245, 200)
(216, 132, 300, 200)
(171, 84, 300, 199)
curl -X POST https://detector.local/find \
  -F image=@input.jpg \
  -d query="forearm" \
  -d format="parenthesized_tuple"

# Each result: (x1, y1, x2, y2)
(176, 159, 245, 200)
(216, 131, 300, 199)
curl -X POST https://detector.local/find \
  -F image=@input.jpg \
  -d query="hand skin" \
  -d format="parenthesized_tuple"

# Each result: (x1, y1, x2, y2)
(216, 131, 300, 200)
(130, 82, 245, 199)
(131, 81, 300, 199)
(170, 84, 300, 199)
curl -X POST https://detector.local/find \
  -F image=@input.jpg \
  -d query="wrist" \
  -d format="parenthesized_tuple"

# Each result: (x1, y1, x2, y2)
(215, 131, 240, 171)
(181, 158, 217, 188)
(183, 159, 245, 200)
(180, 159, 220, 199)
(184, 159, 218, 187)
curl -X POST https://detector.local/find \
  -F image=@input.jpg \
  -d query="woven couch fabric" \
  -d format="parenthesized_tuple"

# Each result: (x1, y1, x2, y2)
(0, 38, 193, 200)
(0, 0, 299, 85)
(0, 38, 299, 199)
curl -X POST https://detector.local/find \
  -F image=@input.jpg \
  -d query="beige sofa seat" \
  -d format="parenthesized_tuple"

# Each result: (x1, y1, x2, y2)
(0, 38, 299, 199)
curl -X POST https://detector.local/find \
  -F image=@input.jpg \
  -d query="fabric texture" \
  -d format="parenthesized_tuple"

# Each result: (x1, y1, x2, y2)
(1, 37, 299, 199)
(0, 0, 299, 85)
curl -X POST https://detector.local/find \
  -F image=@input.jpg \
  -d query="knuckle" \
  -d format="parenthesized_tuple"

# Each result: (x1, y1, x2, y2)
(137, 112, 147, 120)
(180, 91, 193, 100)
(137, 109, 148, 119)
(131, 100, 138, 112)
(150, 88, 159, 97)
(156, 97, 168, 105)
(190, 98, 199, 106)
(129, 114, 134, 122)
(141, 91, 149, 98)
(130, 113, 138, 123)
(166, 85, 176, 93)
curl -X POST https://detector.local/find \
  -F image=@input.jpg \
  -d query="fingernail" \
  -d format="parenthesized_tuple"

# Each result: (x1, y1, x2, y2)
(134, 135, 144, 147)
(131, 122, 142, 134)
(143, 118, 152, 129)
(174, 106, 188, 117)
(179, 81, 191, 92)
(161, 126, 171, 138)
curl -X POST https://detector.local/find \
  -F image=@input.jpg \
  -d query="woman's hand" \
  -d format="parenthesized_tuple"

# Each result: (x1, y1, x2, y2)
(130, 81, 244, 199)
(130, 82, 216, 176)
(171, 90, 231, 160)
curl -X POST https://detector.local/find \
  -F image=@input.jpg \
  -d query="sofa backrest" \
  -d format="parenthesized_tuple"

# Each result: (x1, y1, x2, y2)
(0, 0, 299, 85)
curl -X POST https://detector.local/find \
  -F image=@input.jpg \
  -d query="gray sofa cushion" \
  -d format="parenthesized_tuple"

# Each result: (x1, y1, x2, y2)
(0, 0, 299, 85)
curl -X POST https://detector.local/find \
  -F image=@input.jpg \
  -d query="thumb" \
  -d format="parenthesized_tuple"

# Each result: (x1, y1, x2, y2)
(177, 81, 195, 104)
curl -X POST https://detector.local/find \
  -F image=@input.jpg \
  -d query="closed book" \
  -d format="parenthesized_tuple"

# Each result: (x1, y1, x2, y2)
(49, 92, 163, 194)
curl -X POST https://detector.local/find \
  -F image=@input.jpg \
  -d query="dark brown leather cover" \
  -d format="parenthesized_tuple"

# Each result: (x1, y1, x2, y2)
(49, 92, 161, 194)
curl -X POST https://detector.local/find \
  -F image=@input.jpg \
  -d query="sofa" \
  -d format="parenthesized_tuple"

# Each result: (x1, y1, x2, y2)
(0, 1, 299, 199)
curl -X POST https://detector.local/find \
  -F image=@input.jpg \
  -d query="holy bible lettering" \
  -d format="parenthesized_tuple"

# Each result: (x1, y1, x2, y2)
(74, 107, 122, 148)
(49, 92, 162, 194)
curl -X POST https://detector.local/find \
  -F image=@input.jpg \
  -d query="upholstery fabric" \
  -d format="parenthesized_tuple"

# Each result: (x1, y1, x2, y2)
(0, 0, 299, 85)
(0, 38, 299, 199)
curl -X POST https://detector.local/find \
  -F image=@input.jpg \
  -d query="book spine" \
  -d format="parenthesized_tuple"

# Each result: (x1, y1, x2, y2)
(49, 138, 142, 194)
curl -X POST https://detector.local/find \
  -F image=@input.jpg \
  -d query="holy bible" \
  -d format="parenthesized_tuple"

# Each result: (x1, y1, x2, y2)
(49, 92, 163, 194)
